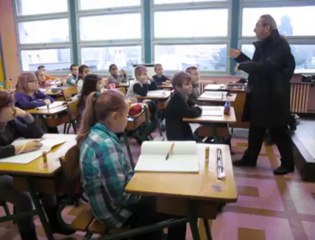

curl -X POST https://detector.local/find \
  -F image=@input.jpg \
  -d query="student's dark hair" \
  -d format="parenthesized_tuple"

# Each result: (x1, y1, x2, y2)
(70, 64, 78, 71)
(79, 64, 89, 74)
(185, 66, 198, 75)
(78, 74, 102, 111)
(0, 90, 14, 110)
(171, 71, 192, 88)
(154, 63, 162, 71)
(109, 64, 117, 71)
(76, 90, 126, 145)
(37, 65, 45, 70)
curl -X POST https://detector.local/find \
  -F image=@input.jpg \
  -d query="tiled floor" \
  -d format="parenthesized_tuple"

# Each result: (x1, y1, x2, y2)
(1, 128, 315, 240)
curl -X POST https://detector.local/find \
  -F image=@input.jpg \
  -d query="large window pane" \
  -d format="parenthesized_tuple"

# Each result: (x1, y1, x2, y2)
(241, 44, 315, 73)
(21, 49, 71, 71)
(18, 19, 69, 44)
(155, 9, 228, 38)
(155, 44, 227, 71)
(79, 0, 140, 10)
(80, 14, 141, 41)
(154, 0, 226, 4)
(81, 46, 142, 71)
(15, 0, 68, 16)
(242, 6, 315, 37)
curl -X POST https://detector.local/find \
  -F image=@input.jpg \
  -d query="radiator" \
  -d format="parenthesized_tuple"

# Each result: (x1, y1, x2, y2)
(290, 83, 309, 113)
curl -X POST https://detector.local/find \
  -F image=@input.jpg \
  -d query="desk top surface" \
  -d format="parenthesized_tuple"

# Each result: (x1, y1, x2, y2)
(0, 135, 76, 177)
(27, 101, 67, 115)
(183, 106, 236, 123)
(198, 91, 237, 102)
(136, 90, 172, 100)
(125, 144, 237, 202)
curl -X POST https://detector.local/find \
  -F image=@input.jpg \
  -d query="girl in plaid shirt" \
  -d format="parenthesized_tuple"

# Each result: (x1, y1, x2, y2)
(77, 90, 186, 240)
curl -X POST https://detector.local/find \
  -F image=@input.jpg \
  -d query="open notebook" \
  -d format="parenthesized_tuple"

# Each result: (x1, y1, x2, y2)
(0, 134, 69, 164)
(36, 101, 66, 110)
(134, 141, 199, 173)
(201, 106, 224, 117)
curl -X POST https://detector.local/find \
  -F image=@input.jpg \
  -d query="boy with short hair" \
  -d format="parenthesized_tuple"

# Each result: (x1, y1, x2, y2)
(185, 66, 200, 104)
(66, 64, 79, 86)
(152, 63, 169, 86)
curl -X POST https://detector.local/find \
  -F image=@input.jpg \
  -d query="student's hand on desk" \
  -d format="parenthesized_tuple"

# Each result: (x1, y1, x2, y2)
(229, 49, 241, 58)
(13, 107, 28, 118)
(15, 140, 42, 154)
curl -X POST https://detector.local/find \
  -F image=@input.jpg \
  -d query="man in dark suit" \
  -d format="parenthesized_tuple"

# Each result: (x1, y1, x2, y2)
(229, 14, 295, 175)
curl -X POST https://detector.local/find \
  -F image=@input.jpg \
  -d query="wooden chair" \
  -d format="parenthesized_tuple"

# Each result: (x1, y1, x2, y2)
(65, 98, 79, 134)
(58, 145, 188, 240)
(62, 86, 78, 101)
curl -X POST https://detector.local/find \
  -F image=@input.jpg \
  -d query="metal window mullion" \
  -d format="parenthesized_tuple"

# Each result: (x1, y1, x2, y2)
(77, 6, 141, 17)
(16, 12, 69, 22)
(19, 43, 72, 50)
(79, 40, 142, 48)
(240, 0, 315, 7)
(153, 38, 229, 45)
(153, 2, 229, 11)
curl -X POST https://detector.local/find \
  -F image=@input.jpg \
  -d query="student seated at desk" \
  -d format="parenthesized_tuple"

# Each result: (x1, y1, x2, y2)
(0, 90, 75, 240)
(77, 64, 90, 93)
(185, 66, 201, 105)
(107, 64, 127, 89)
(14, 72, 54, 109)
(152, 63, 170, 86)
(35, 70, 51, 89)
(77, 90, 186, 240)
(77, 74, 105, 128)
(66, 64, 79, 86)
(165, 71, 202, 141)
(125, 65, 158, 139)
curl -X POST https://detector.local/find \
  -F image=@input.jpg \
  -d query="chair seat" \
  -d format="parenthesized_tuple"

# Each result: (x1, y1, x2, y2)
(70, 203, 94, 232)
(88, 218, 130, 235)
(126, 112, 146, 131)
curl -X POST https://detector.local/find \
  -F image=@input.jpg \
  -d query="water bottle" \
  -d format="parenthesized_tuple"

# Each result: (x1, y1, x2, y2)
(224, 101, 230, 115)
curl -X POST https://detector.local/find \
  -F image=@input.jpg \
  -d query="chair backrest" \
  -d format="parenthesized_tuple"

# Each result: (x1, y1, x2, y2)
(63, 86, 78, 101)
(67, 98, 79, 121)
(59, 144, 81, 186)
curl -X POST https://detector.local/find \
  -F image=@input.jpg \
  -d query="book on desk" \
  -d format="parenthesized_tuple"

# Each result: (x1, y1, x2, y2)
(134, 141, 199, 173)
(0, 134, 71, 164)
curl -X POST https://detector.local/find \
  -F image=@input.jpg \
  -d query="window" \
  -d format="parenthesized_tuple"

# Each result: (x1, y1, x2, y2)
(80, 14, 141, 41)
(155, 44, 227, 71)
(15, 0, 68, 16)
(154, 9, 228, 38)
(81, 46, 142, 71)
(154, 0, 227, 4)
(79, 0, 140, 10)
(242, 6, 315, 37)
(20, 49, 71, 72)
(18, 19, 69, 44)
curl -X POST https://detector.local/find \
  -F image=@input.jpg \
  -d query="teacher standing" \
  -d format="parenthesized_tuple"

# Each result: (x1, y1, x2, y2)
(229, 14, 295, 175)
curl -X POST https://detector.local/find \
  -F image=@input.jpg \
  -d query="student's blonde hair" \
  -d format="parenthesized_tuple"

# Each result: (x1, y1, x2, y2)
(134, 65, 147, 80)
(185, 66, 198, 75)
(15, 72, 37, 93)
(76, 90, 126, 145)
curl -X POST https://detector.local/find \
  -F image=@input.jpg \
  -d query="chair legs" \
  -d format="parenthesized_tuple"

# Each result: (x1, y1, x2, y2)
(123, 132, 134, 169)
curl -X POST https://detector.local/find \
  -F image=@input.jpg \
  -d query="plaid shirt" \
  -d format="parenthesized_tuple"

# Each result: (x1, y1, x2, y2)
(80, 123, 140, 227)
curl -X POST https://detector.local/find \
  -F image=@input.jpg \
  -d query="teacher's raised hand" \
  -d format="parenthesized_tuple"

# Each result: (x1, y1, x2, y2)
(229, 49, 241, 58)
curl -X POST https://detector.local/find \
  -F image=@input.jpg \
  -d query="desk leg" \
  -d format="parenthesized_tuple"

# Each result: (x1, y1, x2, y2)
(188, 203, 201, 240)
(203, 218, 212, 240)
(27, 178, 54, 240)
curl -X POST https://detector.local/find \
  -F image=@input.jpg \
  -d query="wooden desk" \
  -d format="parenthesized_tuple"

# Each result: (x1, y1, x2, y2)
(126, 144, 237, 240)
(27, 101, 67, 116)
(159, 83, 173, 90)
(0, 135, 76, 240)
(183, 106, 236, 124)
(136, 90, 171, 101)
(204, 84, 227, 91)
(198, 91, 237, 103)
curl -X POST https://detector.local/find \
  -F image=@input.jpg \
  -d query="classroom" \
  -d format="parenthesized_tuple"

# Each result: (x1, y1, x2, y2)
(0, 0, 315, 239)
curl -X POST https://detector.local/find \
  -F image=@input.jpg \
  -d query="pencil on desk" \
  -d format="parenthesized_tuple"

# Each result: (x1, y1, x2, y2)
(165, 142, 175, 161)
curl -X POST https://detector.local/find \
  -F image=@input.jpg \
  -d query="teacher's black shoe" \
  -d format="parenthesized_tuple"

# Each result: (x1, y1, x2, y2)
(273, 166, 294, 175)
(233, 159, 256, 167)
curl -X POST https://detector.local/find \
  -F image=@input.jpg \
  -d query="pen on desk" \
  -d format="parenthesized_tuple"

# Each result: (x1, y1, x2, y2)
(217, 148, 224, 180)
(46, 103, 49, 110)
(165, 142, 175, 161)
